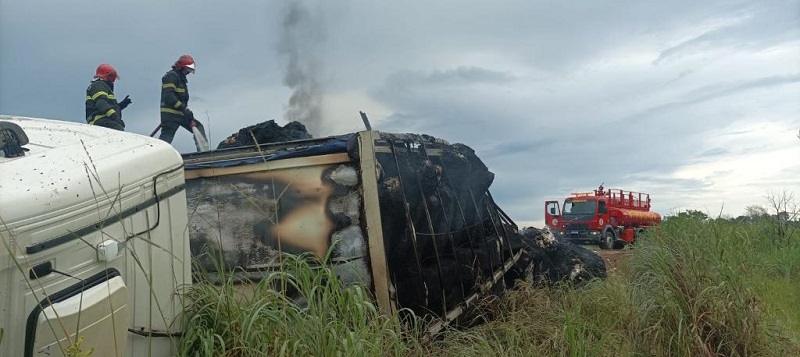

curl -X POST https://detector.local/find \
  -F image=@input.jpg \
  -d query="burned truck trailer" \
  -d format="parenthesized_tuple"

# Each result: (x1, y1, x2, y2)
(1, 116, 601, 356)
(182, 131, 522, 324)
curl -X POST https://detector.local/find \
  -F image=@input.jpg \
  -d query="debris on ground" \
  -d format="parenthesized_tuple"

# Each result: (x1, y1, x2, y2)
(588, 248, 631, 272)
(507, 226, 607, 285)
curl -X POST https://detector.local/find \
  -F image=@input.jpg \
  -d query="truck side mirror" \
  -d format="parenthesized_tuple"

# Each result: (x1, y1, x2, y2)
(549, 207, 556, 215)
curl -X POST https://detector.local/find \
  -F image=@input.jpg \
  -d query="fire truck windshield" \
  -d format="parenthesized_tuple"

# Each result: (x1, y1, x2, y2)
(563, 199, 597, 218)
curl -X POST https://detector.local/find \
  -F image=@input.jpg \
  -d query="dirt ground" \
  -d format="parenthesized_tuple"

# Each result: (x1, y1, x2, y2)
(585, 246, 632, 272)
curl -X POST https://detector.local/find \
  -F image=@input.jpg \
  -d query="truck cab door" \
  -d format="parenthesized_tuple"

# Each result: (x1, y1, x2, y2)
(25, 269, 128, 357)
(544, 200, 561, 228)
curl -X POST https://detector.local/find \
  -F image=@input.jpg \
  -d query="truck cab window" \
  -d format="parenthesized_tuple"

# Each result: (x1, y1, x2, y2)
(598, 201, 607, 214)
(547, 202, 558, 215)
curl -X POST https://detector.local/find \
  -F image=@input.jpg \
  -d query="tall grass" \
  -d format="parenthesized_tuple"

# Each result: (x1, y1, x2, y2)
(180, 217, 800, 356)
(179, 251, 421, 357)
(428, 217, 800, 356)
(627, 217, 797, 356)
(425, 277, 632, 356)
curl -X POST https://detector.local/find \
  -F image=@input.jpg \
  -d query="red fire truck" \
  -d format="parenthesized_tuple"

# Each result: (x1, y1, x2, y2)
(544, 185, 661, 249)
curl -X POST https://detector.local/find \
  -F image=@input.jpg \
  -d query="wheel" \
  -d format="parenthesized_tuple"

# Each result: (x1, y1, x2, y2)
(600, 229, 615, 250)
(634, 228, 645, 243)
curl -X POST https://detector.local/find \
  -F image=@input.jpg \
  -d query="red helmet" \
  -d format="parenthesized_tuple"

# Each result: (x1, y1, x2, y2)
(174, 55, 195, 73)
(94, 64, 119, 82)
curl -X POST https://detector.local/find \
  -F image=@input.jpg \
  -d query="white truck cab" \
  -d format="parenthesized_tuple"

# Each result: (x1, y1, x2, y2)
(0, 116, 190, 356)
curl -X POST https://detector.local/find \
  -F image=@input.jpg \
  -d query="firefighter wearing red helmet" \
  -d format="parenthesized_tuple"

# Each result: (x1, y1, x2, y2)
(159, 54, 206, 144)
(85, 64, 132, 130)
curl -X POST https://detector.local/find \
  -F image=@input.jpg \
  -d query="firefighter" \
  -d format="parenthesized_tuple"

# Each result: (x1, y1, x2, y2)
(85, 64, 132, 131)
(159, 54, 206, 144)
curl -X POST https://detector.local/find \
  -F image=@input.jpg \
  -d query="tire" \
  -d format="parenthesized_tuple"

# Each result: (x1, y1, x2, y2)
(600, 229, 615, 250)
(634, 228, 645, 243)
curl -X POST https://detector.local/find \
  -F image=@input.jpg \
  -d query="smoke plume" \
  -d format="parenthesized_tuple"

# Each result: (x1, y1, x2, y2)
(277, 1, 324, 136)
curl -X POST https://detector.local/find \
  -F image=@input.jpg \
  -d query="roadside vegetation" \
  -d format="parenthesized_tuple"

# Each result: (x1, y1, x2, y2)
(179, 252, 421, 356)
(181, 212, 800, 356)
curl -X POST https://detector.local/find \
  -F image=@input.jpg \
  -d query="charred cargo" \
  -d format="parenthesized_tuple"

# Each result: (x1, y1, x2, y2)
(0, 116, 606, 357)
(182, 130, 521, 327)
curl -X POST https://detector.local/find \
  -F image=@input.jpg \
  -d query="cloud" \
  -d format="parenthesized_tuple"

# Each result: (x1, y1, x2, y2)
(621, 74, 800, 126)
(1, 0, 799, 225)
(697, 147, 729, 158)
(654, 0, 800, 65)
(481, 137, 558, 159)
(385, 67, 517, 89)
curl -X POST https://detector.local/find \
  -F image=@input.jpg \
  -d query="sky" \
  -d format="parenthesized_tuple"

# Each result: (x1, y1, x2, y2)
(1, 0, 799, 227)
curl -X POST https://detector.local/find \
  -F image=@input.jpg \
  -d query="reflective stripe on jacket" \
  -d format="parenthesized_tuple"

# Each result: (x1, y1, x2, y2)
(85, 79, 121, 125)
(160, 70, 189, 121)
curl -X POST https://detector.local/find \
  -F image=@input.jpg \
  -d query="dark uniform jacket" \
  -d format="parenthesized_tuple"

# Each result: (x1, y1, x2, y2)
(160, 69, 190, 124)
(85, 79, 123, 128)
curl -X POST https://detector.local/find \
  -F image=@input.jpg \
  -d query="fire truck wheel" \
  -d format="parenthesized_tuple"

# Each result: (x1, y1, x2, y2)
(634, 228, 645, 242)
(601, 229, 615, 250)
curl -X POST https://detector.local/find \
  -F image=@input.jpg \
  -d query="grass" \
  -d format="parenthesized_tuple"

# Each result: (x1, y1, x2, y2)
(179, 251, 421, 357)
(180, 217, 800, 356)
(424, 277, 632, 356)
(628, 219, 778, 356)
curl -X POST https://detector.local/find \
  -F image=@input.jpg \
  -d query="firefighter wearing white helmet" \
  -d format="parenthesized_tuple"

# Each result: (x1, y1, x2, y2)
(159, 54, 206, 144)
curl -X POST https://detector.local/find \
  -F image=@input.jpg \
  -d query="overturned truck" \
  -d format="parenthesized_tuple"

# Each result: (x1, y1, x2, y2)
(183, 126, 605, 329)
(0, 116, 602, 356)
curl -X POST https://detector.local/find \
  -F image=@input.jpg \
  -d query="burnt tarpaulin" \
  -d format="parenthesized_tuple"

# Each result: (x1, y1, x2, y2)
(184, 136, 350, 170)
(508, 227, 607, 285)
(372, 133, 518, 317)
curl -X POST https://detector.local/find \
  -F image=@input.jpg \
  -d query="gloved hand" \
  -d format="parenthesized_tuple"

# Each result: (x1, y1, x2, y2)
(118, 95, 132, 110)
(182, 108, 194, 119)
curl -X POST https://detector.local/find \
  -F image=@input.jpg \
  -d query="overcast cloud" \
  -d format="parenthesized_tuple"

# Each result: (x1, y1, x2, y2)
(2, 0, 798, 226)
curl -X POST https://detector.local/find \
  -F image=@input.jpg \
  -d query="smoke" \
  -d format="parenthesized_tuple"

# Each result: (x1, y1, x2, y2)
(277, 1, 325, 136)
